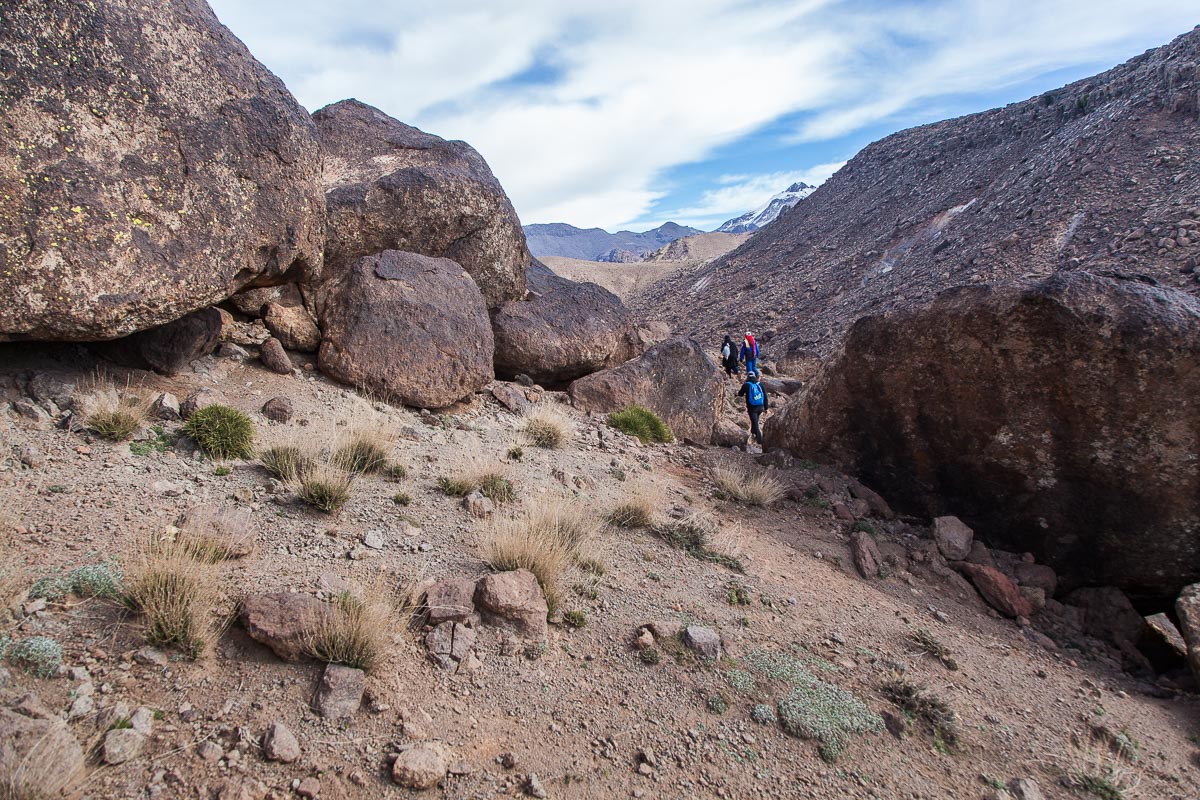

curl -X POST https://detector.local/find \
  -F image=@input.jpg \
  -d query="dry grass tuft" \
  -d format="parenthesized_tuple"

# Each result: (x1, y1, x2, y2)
(332, 425, 395, 474)
(606, 482, 661, 529)
(652, 511, 745, 572)
(909, 628, 959, 671)
(291, 460, 355, 514)
(880, 679, 959, 751)
(305, 582, 397, 672)
(483, 496, 599, 607)
(709, 464, 786, 507)
(521, 405, 575, 449)
(76, 376, 152, 442)
(438, 458, 514, 503)
(259, 445, 312, 482)
(123, 535, 226, 659)
(0, 716, 87, 799)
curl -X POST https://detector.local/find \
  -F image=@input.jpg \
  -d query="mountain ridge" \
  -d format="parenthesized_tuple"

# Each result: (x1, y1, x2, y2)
(715, 181, 816, 233)
(522, 220, 702, 261)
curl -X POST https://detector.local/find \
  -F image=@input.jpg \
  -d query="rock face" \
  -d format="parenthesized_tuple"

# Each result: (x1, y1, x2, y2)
(568, 337, 725, 444)
(1176, 584, 1200, 683)
(643, 28, 1200, 361)
(0, 0, 324, 342)
(492, 261, 642, 386)
(99, 308, 223, 376)
(771, 272, 1200, 602)
(316, 251, 494, 407)
(314, 99, 527, 307)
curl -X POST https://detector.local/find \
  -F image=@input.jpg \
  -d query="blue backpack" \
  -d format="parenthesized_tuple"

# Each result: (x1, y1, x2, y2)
(747, 381, 764, 407)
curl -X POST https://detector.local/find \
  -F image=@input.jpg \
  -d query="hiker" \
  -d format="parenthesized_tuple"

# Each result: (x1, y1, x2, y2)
(740, 331, 759, 376)
(720, 334, 739, 377)
(736, 371, 770, 446)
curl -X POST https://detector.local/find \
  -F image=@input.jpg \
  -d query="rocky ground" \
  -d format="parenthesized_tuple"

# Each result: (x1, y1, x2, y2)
(0, 343, 1198, 800)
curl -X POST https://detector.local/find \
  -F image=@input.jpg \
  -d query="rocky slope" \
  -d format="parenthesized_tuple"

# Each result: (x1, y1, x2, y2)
(523, 222, 702, 261)
(640, 27, 1200, 359)
(715, 182, 816, 234)
(1, 343, 1198, 799)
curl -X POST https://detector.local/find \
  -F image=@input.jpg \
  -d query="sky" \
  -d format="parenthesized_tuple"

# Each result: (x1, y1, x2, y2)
(208, 1, 1198, 232)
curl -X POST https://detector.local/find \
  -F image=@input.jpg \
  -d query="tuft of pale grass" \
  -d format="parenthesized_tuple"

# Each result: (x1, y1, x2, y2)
(176, 506, 255, 562)
(909, 628, 959, 671)
(521, 405, 574, 449)
(0, 715, 86, 799)
(652, 512, 745, 572)
(332, 424, 395, 474)
(438, 458, 514, 503)
(259, 445, 312, 482)
(606, 481, 661, 529)
(291, 461, 354, 514)
(880, 679, 959, 751)
(709, 464, 786, 507)
(305, 583, 396, 672)
(76, 376, 152, 442)
(123, 535, 225, 659)
(483, 496, 599, 607)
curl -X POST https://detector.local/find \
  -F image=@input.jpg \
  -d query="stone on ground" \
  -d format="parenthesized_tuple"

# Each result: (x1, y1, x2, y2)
(0, 706, 84, 796)
(315, 663, 366, 719)
(239, 592, 325, 662)
(474, 570, 548, 641)
(391, 741, 453, 790)
(683, 626, 722, 661)
(932, 516, 974, 561)
(262, 721, 301, 763)
(955, 563, 1034, 619)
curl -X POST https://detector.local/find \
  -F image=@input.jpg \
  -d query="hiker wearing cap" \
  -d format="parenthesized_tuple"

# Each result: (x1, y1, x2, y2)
(720, 334, 739, 378)
(739, 331, 759, 376)
(736, 371, 770, 445)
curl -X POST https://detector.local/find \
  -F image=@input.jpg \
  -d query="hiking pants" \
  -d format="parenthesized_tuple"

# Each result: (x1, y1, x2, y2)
(745, 358, 758, 376)
(748, 406, 764, 444)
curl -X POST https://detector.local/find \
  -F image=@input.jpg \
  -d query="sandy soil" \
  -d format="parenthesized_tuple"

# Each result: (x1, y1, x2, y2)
(0, 343, 1196, 800)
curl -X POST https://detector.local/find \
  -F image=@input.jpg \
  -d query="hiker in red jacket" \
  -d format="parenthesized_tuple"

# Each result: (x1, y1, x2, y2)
(739, 331, 759, 376)
(736, 371, 769, 446)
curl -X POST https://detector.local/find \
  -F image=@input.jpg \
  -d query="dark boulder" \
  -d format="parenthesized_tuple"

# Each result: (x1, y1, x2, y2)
(0, 0, 324, 341)
(316, 250, 493, 408)
(568, 337, 724, 444)
(492, 261, 642, 386)
(769, 272, 1200, 602)
(98, 308, 222, 375)
(313, 99, 528, 307)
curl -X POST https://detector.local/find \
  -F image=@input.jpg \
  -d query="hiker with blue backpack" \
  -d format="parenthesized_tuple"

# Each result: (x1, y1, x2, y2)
(736, 372, 770, 446)
(739, 331, 760, 376)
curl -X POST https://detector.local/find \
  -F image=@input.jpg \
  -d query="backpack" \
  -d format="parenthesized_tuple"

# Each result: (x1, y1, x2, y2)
(747, 381, 764, 407)
(722, 343, 730, 359)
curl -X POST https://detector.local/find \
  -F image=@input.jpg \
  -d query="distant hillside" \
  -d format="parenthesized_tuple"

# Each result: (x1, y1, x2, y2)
(716, 182, 815, 233)
(640, 27, 1200, 362)
(541, 232, 747, 301)
(523, 221, 702, 261)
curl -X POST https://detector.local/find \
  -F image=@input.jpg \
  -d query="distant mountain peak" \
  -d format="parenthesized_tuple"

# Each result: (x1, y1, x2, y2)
(523, 220, 702, 261)
(716, 182, 816, 234)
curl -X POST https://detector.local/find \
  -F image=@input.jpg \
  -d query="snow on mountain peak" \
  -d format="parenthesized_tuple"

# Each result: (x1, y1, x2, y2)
(715, 182, 815, 234)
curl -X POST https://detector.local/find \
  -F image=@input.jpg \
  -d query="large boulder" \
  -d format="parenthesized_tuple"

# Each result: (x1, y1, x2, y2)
(568, 337, 724, 444)
(0, 0, 324, 342)
(316, 250, 493, 408)
(1176, 584, 1200, 684)
(492, 261, 642, 386)
(313, 99, 528, 307)
(769, 272, 1200, 602)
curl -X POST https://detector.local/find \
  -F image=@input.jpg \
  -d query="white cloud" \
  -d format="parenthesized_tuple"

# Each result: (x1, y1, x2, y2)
(208, 0, 1199, 229)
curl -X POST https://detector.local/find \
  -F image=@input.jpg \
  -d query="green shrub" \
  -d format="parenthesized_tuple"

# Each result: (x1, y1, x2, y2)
(392, 492, 412, 507)
(607, 406, 673, 444)
(706, 693, 729, 714)
(183, 405, 255, 459)
(8, 636, 63, 677)
(479, 474, 515, 503)
(751, 704, 776, 725)
(333, 435, 390, 474)
(562, 609, 587, 628)
(295, 463, 354, 514)
(640, 648, 661, 665)
(68, 564, 123, 598)
(385, 464, 408, 480)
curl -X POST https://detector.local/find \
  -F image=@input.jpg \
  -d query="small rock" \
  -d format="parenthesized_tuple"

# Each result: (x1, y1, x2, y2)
(424, 578, 477, 626)
(932, 516, 973, 561)
(315, 664, 365, 719)
(152, 393, 181, 421)
(1008, 777, 1044, 800)
(635, 629, 654, 651)
(129, 706, 155, 735)
(261, 396, 293, 423)
(462, 491, 495, 518)
(259, 337, 293, 375)
(391, 741, 452, 790)
(683, 626, 722, 661)
(362, 530, 386, 550)
(197, 740, 224, 763)
(103, 727, 145, 764)
(17, 445, 44, 469)
(525, 772, 548, 798)
(133, 647, 169, 666)
(295, 777, 321, 798)
(151, 480, 185, 497)
(262, 721, 301, 763)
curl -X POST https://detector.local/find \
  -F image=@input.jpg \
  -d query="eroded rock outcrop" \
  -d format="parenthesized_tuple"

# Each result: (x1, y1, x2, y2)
(770, 272, 1200, 601)
(568, 337, 725, 444)
(313, 99, 528, 306)
(0, 0, 324, 341)
(317, 250, 493, 408)
(492, 261, 642, 386)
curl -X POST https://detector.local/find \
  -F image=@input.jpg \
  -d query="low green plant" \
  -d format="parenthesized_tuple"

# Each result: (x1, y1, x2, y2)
(8, 636, 63, 677)
(507, 446, 524, 462)
(751, 704, 776, 725)
(294, 462, 354, 514)
(67, 563, 123, 599)
(108, 717, 133, 731)
(747, 649, 882, 762)
(213, 466, 232, 477)
(392, 492, 412, 507)
(607, 405, 673, 444)
(576, 555, 606, 576)
(651, 513, 745, 573)
(129, 426, 174, 456)
(522, 406, 574, 449)
(640, 648, 661, 665)
(183, 405, 255, 459)
(333, 434, 390, 474)
(727, 582, 751, 606)
(909, 628, 958, 671)
(437, 476, 474, 497)
(851, 520, 876, 535)
(260, 445, 311, 481)
(479, 473, 515, 503)
(725, 668, 756, 692)
(562, 609, 587, 628)
(706, 693, 729, 714)
(384, 464, 408, 480)
(1075, 774, 1124, 800)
